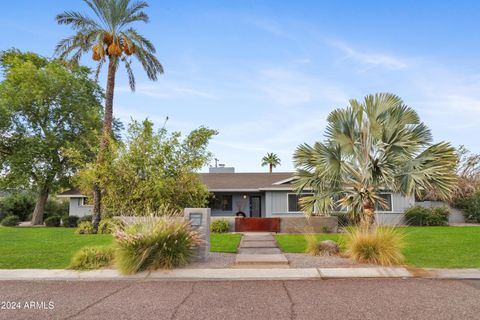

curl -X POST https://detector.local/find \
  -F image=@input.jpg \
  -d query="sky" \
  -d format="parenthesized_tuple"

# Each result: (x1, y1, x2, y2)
(1, 0, 480, 172)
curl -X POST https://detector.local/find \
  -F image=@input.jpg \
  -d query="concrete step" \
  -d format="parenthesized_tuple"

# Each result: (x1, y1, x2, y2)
(239, 241, 277, 248)
(235, 254, 289, 265)
(232, 264, 290, 269)
(238, 248, 282, 254)
(242, 235, 275, 242)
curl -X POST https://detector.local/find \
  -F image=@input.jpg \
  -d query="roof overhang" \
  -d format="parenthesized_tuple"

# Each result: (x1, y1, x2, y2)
(57, 194, 86, 198)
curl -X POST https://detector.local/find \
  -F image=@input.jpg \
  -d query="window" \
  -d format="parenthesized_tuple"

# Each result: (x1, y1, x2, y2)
(287, 193, 312, 212)
(81, 197, 93, 206)
(210, 195, 233, 211)
(375, 193, 392, 212)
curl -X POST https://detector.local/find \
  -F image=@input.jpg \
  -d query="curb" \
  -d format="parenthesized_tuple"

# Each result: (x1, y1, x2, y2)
(0, 267, 478, 281)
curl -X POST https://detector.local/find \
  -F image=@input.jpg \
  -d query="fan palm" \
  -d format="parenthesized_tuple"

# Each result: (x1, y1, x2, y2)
(55, 0, 163, 226)
(293, 93, 457, 228)
(262, 153, 281, 173)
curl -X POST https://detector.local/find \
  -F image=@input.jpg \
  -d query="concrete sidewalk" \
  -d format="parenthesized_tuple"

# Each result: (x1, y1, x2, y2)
(0, 267, 479, 281)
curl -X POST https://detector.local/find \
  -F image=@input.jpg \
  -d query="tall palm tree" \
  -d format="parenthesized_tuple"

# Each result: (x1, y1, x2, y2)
(55, 0, 163, 226)
(293, 93, 457, 228)
(262, 153, 281, 173)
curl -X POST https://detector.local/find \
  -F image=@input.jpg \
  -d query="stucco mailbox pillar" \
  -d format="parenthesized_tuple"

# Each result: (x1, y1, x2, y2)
(184, 208, 210, 261)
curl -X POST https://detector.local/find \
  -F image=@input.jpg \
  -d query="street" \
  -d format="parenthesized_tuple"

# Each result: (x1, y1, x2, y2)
(0, 279, 479, 319)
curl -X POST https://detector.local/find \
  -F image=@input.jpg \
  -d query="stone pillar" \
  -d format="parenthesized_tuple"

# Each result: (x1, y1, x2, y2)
(184, 208, 210, 261)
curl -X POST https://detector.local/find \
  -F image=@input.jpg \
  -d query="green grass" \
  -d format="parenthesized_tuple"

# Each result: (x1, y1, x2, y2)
(0, 227, 242, 269)
(0, 227, 113, 269)
(210, 233, 242, 253)
(276, 227, 480, 268)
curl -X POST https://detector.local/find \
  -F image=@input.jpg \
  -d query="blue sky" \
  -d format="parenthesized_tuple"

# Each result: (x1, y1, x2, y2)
(2, 1, 480, 172)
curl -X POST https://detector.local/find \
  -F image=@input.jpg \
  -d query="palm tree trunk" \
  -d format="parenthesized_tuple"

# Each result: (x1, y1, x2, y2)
(269, 164, 272, 173)
(92, 58, 117, 229)
(361, 200, 375, 230)
(31, 185, 49, 225)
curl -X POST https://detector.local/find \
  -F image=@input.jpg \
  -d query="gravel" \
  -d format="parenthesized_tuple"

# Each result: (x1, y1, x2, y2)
(285, 253, 373, 268)
(181, 252, 237, 269)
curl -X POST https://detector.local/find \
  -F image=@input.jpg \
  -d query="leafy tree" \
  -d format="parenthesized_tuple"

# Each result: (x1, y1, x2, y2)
(0, 50, 103, 224)
(293, 93, 457, 227)
(261, 153, 281, 173)
(77, 119, 217, 215)
(55, 0, 164, 226)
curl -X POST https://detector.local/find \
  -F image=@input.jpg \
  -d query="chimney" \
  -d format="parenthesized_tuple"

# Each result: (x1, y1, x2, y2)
(209, 165, 235, 173)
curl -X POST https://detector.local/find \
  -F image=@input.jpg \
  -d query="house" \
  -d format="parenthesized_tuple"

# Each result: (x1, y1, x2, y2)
(200, 166, 415, 224)
(58, 166, 416, 224)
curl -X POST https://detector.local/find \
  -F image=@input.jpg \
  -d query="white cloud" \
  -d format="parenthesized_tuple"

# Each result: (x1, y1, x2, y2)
(117, 82, 218, 100)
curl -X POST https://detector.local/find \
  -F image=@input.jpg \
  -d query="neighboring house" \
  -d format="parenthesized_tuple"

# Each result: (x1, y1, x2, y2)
(200, 166, 415, 224)
(57, 189, 92, 217)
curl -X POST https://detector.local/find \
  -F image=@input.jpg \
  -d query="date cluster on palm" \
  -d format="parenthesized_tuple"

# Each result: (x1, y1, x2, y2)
(92, 33, 136, 61)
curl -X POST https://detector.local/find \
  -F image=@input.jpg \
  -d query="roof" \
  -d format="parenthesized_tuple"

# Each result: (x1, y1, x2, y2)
(57, 188, 86, 198)
(199, 172, 295, 191)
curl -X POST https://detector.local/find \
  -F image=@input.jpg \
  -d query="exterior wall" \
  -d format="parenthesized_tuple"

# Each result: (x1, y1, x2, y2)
(279, 216, 338, 233)
(416, 201, 465, 224)
(69, 197, 92, 217)
(265, 191, 303, 217)
(209, 192, 263, 217)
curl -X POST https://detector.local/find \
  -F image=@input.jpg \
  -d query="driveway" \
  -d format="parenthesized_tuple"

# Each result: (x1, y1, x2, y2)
(1, 279, 479, 319)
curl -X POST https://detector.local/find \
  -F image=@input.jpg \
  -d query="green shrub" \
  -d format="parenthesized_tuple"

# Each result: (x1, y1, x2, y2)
(210, 219, 230, 233)
(44, 215, 61, 227)
(68, 246, 115, 270)
(455, 191, 480, 223)
(345, 226, 405, 266)
(78, 215, 93, 224)
(1, 215, 20, 227)
(62, 216, 79, 228)
(0, 193, 35, 221)
(75, 221, 95, 235)
(404, 206, 449, 226)
(404, 206, 431, 226)
(114, 217, 202, 274)
(97, 218, 124, 234)
(44, 199, 69, 219)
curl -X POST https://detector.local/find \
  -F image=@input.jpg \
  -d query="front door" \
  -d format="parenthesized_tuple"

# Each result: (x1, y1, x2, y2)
(250, 196, 261, 217)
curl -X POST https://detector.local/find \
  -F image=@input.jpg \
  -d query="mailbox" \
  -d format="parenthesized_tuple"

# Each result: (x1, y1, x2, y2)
(184, 208, 210, 261)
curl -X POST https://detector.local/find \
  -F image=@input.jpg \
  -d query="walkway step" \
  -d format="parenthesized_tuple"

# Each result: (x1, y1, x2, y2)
(240, 241, 277, 248)
(235, 254, 289, 265)
(242, 235, 275, 241)
(232, 264, 290, 269)
(238, 248, 281, 254)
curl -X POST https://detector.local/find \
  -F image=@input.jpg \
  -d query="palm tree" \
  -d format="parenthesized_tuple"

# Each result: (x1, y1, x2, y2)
(293, 93, 457, 228)
(55, 0, 163, 226)
(262, 153, 281, 173)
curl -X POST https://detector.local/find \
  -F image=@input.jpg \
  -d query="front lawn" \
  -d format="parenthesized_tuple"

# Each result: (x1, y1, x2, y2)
(0, 227, 242, 269)
(275, 227, 480, 268)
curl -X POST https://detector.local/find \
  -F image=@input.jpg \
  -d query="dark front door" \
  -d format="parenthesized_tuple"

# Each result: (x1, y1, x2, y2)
(250, 196, 261, 217)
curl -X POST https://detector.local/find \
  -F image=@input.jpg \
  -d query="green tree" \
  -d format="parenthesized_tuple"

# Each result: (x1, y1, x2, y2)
(261, 153, 281, 173)
(78, 119, 217, 215)
(55, 0, 164, 226)
(293, 93, 457, 227)
(0, 50, 103, 225)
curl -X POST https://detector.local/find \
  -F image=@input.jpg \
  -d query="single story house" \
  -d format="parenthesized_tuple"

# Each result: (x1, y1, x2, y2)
(200, 166, 415, 224)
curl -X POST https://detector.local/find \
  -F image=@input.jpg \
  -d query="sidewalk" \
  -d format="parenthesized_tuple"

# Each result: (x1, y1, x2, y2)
(0, 267, 479, 281)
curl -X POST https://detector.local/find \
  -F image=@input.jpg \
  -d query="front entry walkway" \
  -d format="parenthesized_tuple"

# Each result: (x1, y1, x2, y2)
(234, 232, 289, 268)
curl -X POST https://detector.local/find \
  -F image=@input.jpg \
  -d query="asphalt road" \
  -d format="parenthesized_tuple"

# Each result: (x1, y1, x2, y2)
(0, 279, 479, 320)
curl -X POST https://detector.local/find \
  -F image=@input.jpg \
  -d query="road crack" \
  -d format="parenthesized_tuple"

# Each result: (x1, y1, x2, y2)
(170, 282, 197, 320)
(282, 281, 296, 320)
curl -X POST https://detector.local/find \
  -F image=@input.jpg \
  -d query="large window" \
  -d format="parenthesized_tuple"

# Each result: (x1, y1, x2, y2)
(210, 195, 233, 211)
(287, 193, 313, 212)
(375, 193, 392, 212)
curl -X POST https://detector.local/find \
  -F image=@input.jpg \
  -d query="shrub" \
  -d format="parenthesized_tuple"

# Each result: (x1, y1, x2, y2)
(62, 216, 79, 228)
(44, 199, 69, 218)
(305, 234, 321, 256)
(344, 226, 405, 266)
(44, 215, 61, 227)
(97, 218, 124, 234)
(0, 193, 35, 221)
(113, 217, 202, 274)
(455, 191, 480, 223)
(404, 206, 449, 226)
(75, 221, 95, 235)
(210, 219, 230, 233)
(78, 215, 93, 224)
(404, 206, 430, 226)
(1, 215, 20, 227)
(69, 246, 115, 270)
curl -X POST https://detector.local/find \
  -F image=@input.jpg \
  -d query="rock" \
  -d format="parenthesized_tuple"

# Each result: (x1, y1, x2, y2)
(319, 240, 340, 256)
